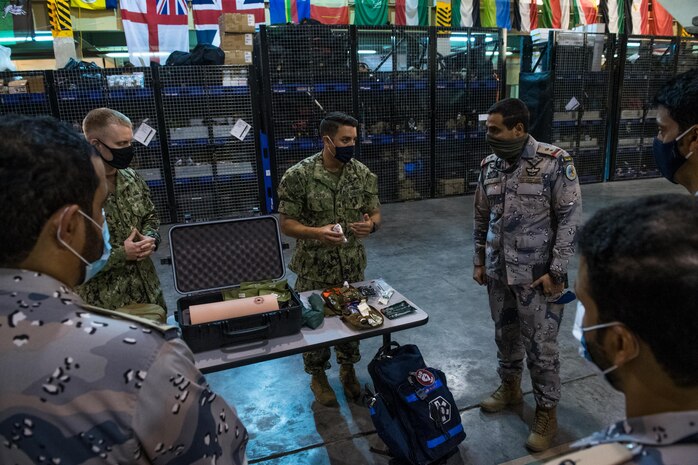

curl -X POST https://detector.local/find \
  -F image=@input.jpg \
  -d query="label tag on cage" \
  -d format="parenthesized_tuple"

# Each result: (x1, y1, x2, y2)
(231, 119, 251, 141)
(565, 97, 581, 111)
(134, 121, 156, 146)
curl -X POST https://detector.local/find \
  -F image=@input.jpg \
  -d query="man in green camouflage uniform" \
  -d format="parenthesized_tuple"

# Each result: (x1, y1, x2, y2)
(278, 112, 381, 406)
(0, 116, 248, 464)
(76, 108, 166, 323)
(473, 99, 581, 451)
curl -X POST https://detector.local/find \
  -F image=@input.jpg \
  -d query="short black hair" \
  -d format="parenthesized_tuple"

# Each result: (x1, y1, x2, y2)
(577, 194, 698, 387)
(653, 70, 698, 132)
(488, 98, 530, 133)
(320, 112, 358, 138)
(0, 115, 99, 266)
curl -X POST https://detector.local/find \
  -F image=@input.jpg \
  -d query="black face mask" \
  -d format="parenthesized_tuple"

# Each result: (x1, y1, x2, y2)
(326, 136, 354, 164)
(98, 140, 135, 169)
(486, 134, 528, 163)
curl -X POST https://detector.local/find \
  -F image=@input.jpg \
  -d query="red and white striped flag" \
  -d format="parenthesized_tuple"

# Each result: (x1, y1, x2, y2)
(120, 0, 189, 65)
(310, 0, 348, 24)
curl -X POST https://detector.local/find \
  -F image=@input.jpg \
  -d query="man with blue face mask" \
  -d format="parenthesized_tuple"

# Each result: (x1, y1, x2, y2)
(76, 107, 167, 323)
(278, 112, 382, 406)
(653, 70, 698, 196)
(0, 115, 248, 465)
(555, 194, 698, 464)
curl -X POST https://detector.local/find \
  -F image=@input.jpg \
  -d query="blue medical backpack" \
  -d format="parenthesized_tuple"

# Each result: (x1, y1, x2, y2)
(367, 342, 466, 465)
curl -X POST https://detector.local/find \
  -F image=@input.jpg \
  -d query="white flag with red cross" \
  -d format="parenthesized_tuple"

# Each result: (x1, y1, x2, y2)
(120, 0, 190, 66)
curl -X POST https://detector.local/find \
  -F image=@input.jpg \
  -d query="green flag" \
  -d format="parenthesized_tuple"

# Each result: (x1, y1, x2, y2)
(0, 0, 34, 39)
(480, 0, 496, 27)
(354, 0, 388, 26)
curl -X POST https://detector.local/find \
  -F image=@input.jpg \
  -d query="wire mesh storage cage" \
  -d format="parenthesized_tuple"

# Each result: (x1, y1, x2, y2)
(157, 65, 261, 223)
(549, 31, 614, 184)
(433, 27, 503, 195)
(0, 70, 54, 117)
(260, 24, 353, 187)
(612, 35, 698, 181)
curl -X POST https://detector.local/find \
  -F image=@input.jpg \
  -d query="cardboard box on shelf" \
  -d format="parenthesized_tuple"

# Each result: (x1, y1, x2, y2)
(224, 50, 252, 65)
(219, 13, 255, 33)
(8, 80, 28, 94)
(26, 75, 45, 93)
(220, 33, 254, 51)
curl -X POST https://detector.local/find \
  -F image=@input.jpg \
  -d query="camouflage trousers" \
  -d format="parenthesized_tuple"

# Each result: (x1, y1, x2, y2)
(487, 278, 564, 409)
(295, 275, 362, 375)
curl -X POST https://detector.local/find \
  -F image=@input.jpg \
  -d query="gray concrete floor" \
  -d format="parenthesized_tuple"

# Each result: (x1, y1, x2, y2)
(154, 178, 683, 465)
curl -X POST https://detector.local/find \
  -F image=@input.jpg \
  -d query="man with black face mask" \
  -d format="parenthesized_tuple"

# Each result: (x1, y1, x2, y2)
(652, 70, 698, 196)
(278, 112, 382, 407)
(473, 98, 582, 451)
(76, 108, 166, 323)
(545, 194, 698, 464)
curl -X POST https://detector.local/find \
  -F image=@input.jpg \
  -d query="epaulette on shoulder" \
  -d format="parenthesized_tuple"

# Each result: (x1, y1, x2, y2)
(536, 143, 562, 158)
(78, 303, 179, 339)
(481, 154, 498, 167)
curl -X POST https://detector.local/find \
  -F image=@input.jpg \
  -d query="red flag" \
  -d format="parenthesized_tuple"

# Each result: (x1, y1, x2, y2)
(650, 0, 673, 36)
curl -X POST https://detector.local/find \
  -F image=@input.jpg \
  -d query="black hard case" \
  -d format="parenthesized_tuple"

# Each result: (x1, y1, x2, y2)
(169, 216, 302, 353)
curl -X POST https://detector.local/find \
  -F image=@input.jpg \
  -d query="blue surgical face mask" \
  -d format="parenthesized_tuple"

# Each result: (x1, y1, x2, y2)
(653, 124, 696, 183)
(57, 208, 112, 284)
(572, 301, 621, 376)
(326, 136, 354, 164)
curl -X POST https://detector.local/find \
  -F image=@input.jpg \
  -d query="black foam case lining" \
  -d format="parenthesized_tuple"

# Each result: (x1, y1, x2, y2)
(169, 216, 302, 353)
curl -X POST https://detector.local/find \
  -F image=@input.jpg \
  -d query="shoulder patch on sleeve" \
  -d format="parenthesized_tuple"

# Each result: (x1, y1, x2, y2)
(481, 154, 498, 167)
(565, 164, 578, 181)
(536, 143, 562, 158)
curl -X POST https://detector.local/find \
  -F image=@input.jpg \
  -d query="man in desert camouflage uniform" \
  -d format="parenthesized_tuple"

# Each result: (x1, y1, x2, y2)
(546, 194, 698, 465)
(76, 108, 166, 323)
(278, 112, 381, 407)
(473, 98, 581, 451)
(0, 115, 248, 465)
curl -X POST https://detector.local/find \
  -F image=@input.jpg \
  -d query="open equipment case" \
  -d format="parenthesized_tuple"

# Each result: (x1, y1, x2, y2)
(169, 215, 303, 353)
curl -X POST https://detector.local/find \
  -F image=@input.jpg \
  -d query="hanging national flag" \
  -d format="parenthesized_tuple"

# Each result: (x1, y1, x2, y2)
(354, 0, 387, 26)
(541, 0, 570, 29)
(192, 0, 221, 46)
(599, 0, 625, 34)
(222, 0, 265, 25)
(435, 1, 451, 27)
(480, 0, 496, 27)
(650, 0, 672, 36)
(627, 0, 648, 34)
(395, 0, 429, 26)
(310, 0, 348, 24)
(119, 0, 189, 66)
(495, 0, 510, 29)
(71, 0, 116, 9)
(0, 0, 34, 39)
(572, 0, 597, 26)
(513, 0, 537, 31)
(269, 0, 310, 24)
(452, 0, 479, 27)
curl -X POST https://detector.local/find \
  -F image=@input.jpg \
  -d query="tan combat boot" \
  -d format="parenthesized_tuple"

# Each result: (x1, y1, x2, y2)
(479, 378, 523, 413)
(310, 372, 338, 407)
(525, 406, 558, 452)
(339, 364, 362, 400)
